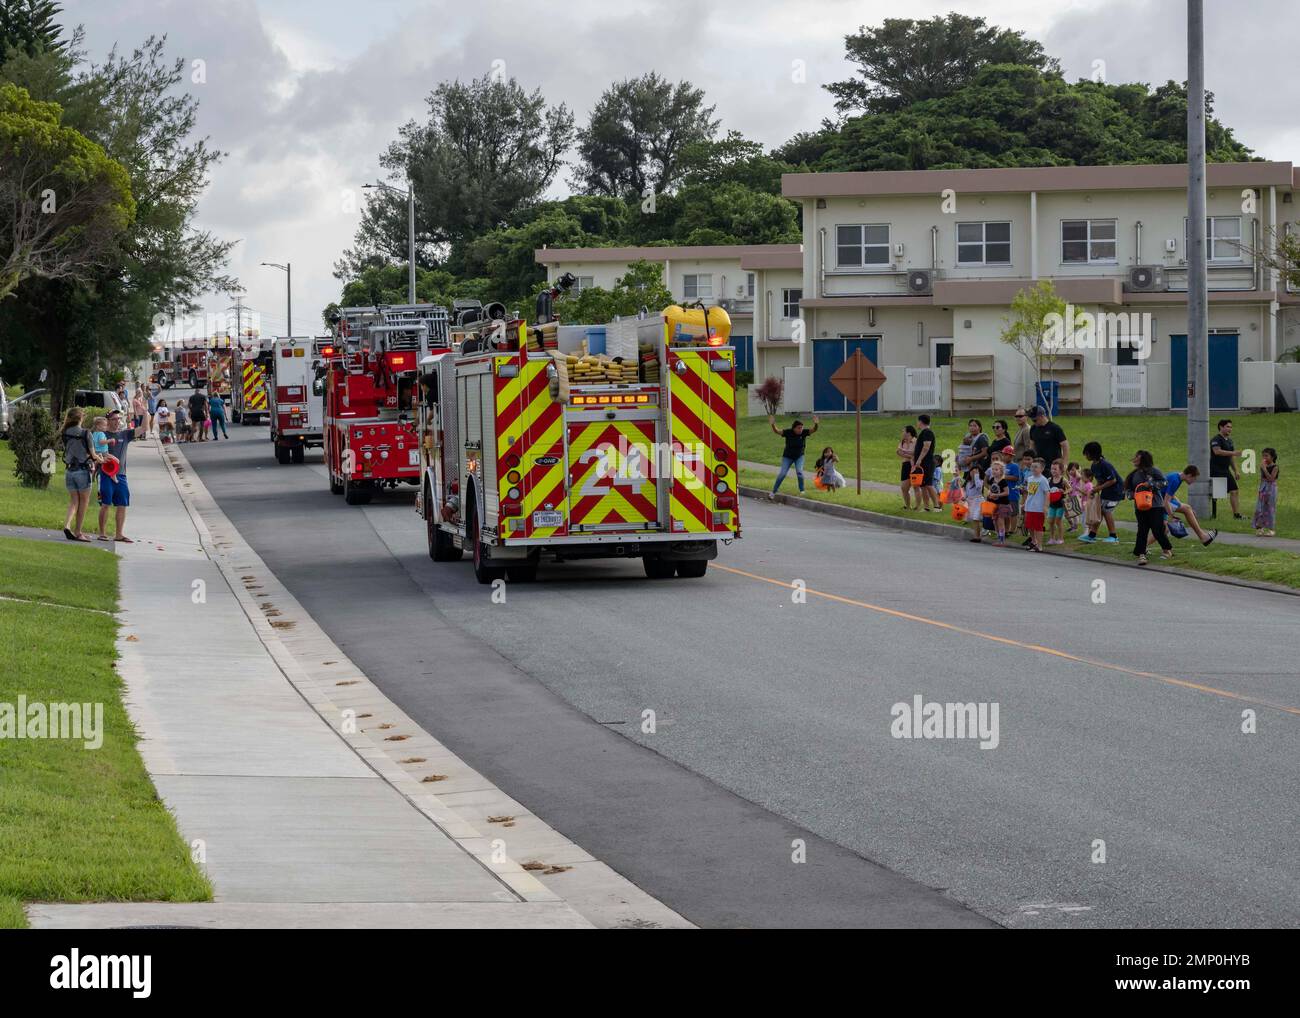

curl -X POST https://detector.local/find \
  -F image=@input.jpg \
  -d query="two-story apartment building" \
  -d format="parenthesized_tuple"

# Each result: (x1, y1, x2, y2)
(534, 243, 804, 379)
(536, 161, 1300, 415)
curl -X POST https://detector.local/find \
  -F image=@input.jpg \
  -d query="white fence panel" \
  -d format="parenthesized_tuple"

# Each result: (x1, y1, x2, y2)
(905, 367, 943, 410)
(1111, 365, 1146, 408)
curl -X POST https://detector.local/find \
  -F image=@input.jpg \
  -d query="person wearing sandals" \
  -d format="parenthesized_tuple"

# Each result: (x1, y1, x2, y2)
(60, 408, 101, 542)
(1253, 448, 1279, 536)
(897, 426, 917, 508)
(95, 410, 145, 544)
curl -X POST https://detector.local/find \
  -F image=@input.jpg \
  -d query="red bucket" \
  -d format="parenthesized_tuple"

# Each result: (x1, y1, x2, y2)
(101, 454, 120, 479)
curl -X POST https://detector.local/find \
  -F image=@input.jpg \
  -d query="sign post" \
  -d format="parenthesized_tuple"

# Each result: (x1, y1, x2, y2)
(829, 351, 887, 494)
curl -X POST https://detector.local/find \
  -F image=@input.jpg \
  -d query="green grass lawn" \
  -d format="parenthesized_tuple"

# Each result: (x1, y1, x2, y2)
(0, 440, 70, 530)
(0, 536, 211, 928)
(739, 467, 1300, 591)
(741, 413, 1299, 539)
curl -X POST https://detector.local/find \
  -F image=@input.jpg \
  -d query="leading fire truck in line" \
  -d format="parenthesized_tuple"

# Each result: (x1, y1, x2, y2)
(321, 304, 452, 503)
(415, 301, 741, 582)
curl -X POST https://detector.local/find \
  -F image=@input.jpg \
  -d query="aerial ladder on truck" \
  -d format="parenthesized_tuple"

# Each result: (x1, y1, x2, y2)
(321, 304, 452, 504)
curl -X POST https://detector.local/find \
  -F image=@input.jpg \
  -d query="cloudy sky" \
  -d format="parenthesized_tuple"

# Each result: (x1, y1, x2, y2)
(64, 0, 1299, 339)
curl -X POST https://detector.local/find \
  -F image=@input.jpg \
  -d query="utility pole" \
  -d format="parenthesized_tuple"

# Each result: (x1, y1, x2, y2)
(260, 263, 292, 340)
(363, 180, 416, 304)
(1186, 0, 1211, 517)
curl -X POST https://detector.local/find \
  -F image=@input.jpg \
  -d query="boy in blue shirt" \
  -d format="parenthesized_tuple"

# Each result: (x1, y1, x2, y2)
(1079, 441, 1121, 542)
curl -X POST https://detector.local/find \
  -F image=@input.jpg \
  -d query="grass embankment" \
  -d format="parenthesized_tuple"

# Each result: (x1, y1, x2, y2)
(739, 467, 1300, 591)
(741, 414, 1299, 539)
(0, 536, 211, 928)
(0, 441, 69, 530)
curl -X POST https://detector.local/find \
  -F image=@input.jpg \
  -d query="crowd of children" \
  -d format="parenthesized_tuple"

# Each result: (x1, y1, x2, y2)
(944, 430, 1281, 563)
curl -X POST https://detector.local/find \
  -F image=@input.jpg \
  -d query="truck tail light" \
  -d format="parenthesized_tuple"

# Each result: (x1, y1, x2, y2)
(501, 500, 522, 516)
(716, 495, 736, 511)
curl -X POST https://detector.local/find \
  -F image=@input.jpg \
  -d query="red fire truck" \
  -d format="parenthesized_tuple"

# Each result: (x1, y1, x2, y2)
(269, 336, 328, 463)
(232, 337, 271, 425)
(322, 304, 451, 504)
(415, 303, 741, 582)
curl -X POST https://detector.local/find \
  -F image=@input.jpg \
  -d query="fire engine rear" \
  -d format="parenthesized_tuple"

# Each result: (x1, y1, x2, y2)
(322, 304, 451, 505)
(270, 336, 329, 463)
(416, 300, 741, 582)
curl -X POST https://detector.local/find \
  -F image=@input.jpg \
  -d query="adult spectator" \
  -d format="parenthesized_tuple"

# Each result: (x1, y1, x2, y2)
(1209, 418, 1243, 519)
(97, 409, 144, 544)
(113, 380, 129, 414)
(60, 407, 98, 542)
(1079, 441, 1121, 543)
(1163, 464, 1217, 545)
(911, 413, 939, 511)
(989, 419, 1012, 463)
(897, 425, 918, 508)
(188, 385, 210, 443)
(1028, 405, 1068, 466)
(208, 389, 229, 440)
(1012, 407, 1034, 460)
(769, 414, 820, 496)
(1125, 450, 1173, 565)
(964, 419, 991, 472)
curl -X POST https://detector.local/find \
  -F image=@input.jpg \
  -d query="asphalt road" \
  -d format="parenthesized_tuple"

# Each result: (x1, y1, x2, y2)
(180, 419, 1300, 928)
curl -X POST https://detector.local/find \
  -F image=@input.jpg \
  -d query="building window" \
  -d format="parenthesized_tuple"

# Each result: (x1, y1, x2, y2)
(683, 273, 712, 299)
(782, 288, 802, 319)
(745, 273, 756, 298)
(835, 224, 890, 268)
(957, 221, 1011, 265)
(1183, 217, 1243, 261)
(573, 275, 594, 293)
(1062, 219, 1117, 263)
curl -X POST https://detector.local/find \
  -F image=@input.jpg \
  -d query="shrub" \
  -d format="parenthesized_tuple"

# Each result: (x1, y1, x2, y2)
(735, 370, 754, 387)
(755, 376, 784, 416)
(10, 404, 57, 489)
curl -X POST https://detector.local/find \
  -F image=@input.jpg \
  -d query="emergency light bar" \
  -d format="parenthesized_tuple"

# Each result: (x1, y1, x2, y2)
(571, 393, 655, 406)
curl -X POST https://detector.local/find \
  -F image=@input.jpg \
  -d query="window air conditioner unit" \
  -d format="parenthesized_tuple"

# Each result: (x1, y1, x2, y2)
(907, 269, 934, 295)
(1125, 265, 1166, 293)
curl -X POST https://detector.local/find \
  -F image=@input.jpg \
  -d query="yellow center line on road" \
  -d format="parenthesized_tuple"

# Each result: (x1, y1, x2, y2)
(715, 563, 1300, 718)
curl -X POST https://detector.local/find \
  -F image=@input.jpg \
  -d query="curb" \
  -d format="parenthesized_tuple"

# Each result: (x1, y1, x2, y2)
(741, 485, 1300, 599)
(160, 441, 690, 929)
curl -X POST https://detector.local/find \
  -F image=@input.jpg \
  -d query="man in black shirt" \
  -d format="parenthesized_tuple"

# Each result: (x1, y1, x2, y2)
(1209, 418, 1243, 518)
(1028, 405, 1069, 467)
(188, 386, 210, 442)
(911, 413, 939, 510)
(769, 414, 820, 496)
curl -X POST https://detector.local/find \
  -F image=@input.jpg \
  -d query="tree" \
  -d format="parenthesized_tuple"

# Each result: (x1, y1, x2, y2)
(1000, 280, 1084, 396)
(0, 33, 235, 411)
(550, 260, 673, 324)
(825, 13, 1059, 118)
(572, 73, 718, 199)
(0, 0, 64, 59)
(0, 82, 134, 300)
(339, 74, 573, 277)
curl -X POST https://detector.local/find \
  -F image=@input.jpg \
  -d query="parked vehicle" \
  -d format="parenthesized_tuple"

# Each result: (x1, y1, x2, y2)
(231, 339, 271, 425)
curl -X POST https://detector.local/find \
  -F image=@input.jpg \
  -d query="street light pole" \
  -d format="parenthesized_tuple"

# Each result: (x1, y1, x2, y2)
(1186, 0, 1211, 517)
(260, 262, 292, 340)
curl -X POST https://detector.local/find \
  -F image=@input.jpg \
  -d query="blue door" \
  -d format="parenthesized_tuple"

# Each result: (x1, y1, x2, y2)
(1170, 334, 1239, 410)
(813, 337, 879, 412)
(732, 335, 754, 374)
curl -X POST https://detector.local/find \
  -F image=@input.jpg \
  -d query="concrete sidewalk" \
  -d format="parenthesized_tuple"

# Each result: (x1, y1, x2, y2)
(27, 436, 683, 929)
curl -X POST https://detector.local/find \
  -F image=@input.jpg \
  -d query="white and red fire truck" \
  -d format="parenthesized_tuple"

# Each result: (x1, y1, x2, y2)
(269, 336, 328, 463)
(415, 302, 741, 582)
(322, 304, 451, 504)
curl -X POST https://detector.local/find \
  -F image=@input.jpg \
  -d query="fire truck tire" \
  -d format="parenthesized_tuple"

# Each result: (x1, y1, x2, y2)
(468, 504, 503, 584)
(344, 476, 372, 506)
(427, 487, 462, 560)
(188, 370, 198, 389)
(505, 559, 538, 583)
(329, 471, 343, 495)
(291, 445, 305, 464)
(675, 559, 709, 579)
(643, 556, 676, 579)
(275, 443, 292, 465)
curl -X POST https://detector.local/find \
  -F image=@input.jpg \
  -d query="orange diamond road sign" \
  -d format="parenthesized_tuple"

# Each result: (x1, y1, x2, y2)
(830, 350, 886, 409)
